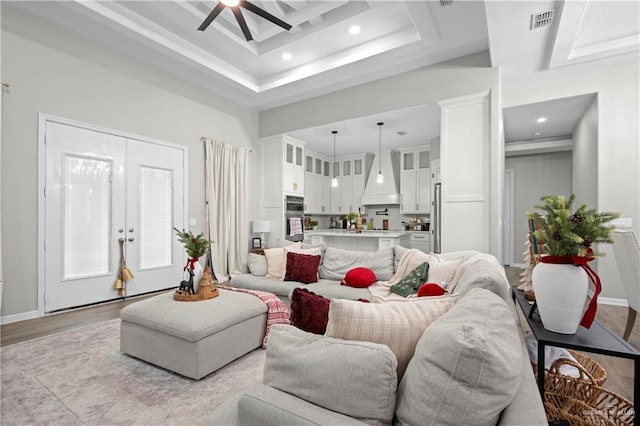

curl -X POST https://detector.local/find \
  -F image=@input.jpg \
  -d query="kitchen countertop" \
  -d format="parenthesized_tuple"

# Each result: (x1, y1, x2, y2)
(305, 229, 410, 238)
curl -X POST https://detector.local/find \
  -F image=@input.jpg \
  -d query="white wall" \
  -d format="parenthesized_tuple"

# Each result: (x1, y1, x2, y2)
(1, 15, 259, 318)
(505, 151, 573, 263)
(572, 97, 599, 209)
(504, 62, 640, 300)
(259, 52, 497, 138)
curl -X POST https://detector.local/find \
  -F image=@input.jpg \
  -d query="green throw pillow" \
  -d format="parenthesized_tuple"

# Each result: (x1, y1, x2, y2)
(390, 262, 429, 297)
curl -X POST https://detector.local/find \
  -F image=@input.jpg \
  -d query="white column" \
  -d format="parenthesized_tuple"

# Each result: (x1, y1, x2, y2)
(438, 91, 498, 256)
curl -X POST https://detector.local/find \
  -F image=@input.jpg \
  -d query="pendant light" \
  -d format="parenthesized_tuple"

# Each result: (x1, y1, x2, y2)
(376, 122, 384, 184)
(331, 130, 339, 188)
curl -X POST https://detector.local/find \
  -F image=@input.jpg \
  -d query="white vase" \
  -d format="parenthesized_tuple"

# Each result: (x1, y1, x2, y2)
(192, 260, 204, 294)
(532, 261, 589, 334)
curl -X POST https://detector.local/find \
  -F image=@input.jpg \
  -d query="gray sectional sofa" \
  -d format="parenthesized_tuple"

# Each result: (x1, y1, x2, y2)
(212, 246, 548, 425)
(231, 244, 399, 303)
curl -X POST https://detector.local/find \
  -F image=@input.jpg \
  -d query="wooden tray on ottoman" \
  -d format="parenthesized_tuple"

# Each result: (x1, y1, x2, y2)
(174, 267, 219, 301)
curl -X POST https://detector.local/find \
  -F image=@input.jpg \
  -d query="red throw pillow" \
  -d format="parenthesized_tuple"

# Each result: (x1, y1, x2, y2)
(340, 267, 377, 288)
(290, 288, 330, 335)
(417, 282, 447, 297)
(284, 252, 321, 284)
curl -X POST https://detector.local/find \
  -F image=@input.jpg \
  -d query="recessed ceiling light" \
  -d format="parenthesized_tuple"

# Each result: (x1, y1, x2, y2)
(282, 52, 293, 61)
(536, 117, 547, 123)
(349, 25, 361, 35)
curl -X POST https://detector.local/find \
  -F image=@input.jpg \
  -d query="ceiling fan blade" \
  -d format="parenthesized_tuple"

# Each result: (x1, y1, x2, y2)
(231, 7, 253, 41)
(197, 2, 226, 32)
(242, 0, 292, 31)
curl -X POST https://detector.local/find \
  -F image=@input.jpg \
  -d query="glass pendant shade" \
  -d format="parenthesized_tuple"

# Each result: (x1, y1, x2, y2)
(376, 172, 384, 183)
(222, 0, 240, 6)
(331, 177, 338, 187)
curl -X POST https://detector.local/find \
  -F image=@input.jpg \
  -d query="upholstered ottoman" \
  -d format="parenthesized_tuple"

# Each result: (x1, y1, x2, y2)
(120, 290, 268, 379)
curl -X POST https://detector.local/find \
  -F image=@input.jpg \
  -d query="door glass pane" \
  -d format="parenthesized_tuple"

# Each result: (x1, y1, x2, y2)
(286, 143, 293, 163)
(306, 155, 313, 172)
(295, 147, 303, 166)
(324, 161, 330, 177)
(418, 151, 430, 169)
(343, 160, 351, 176)
(315, 158, 322, 174)
(63, 155, 111, 279)
(354, 158, 363, 175)
(333, 161, 340, 177)
(403, 152, 415, 170)
(139, 166, 173, 269)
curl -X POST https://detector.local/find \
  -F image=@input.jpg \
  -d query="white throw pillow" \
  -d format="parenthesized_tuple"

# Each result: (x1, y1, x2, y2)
(264, 243, 302, 279)
(247, 253, 267, 276)
(427, 257, 464, 288)
(325, 296, 457, 378)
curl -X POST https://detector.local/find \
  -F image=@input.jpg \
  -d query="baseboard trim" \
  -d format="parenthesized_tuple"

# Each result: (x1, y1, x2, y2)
(597, 297, 628, 307)
(1, 310, 39, 325)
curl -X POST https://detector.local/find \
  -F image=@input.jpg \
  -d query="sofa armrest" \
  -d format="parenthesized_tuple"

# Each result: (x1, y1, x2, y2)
(238, 384, 367, 426)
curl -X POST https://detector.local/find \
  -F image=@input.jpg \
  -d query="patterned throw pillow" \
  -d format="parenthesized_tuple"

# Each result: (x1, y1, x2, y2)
(284, 252, 321, 284)
(325, 296, 457, 378)
(390, 262, 429, 297)
(289, 288, 330, 335)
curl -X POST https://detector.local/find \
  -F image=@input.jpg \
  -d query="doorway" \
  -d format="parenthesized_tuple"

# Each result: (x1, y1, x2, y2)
(38, 116, 186, 313)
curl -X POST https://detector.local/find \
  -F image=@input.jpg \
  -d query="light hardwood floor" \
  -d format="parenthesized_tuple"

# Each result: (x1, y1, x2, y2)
(2, 268, 638, 404)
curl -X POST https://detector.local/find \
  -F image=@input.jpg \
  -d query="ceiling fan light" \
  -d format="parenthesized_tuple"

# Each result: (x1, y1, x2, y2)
(222, 0, 240, 7)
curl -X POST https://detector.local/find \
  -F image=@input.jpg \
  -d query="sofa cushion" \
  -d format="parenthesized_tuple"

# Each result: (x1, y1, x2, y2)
(290, 288, 330, 335)
(340, 267, 377, 288)
(325, 296, 457, 378)
(264, 325, 398, 424)
(449, 253, 510, 302)
(284, 252, 321, 284)
(427, 257, 464, 288)
(395, 287, 524, 426)
(247, 253, 267, 276)
(319, 247, 395, 281)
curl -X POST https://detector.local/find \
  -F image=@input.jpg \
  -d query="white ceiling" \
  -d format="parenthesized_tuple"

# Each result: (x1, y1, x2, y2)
(4, 0, 639, 156)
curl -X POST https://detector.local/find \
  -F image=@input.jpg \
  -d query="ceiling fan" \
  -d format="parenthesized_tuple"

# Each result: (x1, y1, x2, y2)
(198, 0, 293, 42)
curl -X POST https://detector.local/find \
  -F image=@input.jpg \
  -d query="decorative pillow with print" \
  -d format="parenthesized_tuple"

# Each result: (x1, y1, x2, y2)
(390, 262, 429, 297)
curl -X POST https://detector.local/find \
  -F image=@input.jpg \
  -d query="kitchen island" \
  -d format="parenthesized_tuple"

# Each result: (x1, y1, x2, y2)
(304, 229, 410, 252)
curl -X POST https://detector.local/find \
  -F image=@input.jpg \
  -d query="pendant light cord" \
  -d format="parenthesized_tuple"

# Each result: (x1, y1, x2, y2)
(377, 122, 384, 183)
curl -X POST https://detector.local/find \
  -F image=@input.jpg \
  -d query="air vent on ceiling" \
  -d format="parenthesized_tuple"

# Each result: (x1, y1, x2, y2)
(530, 9, 554, 30)
(440, 0, 454, 6)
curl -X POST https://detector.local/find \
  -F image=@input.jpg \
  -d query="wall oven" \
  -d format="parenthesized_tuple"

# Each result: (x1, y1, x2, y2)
(285, 195, 304, 242)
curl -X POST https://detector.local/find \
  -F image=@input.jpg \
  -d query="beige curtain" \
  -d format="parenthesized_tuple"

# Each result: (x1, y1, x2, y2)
(203, 138, 250, 281)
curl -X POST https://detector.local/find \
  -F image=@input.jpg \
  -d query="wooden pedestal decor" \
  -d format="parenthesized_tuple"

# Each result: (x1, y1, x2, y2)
(174, 266, 219, 301)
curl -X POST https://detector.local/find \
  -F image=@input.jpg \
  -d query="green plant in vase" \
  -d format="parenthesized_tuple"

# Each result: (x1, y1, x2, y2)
(527, 194, 619, 334)
(173, 228, 213, 294)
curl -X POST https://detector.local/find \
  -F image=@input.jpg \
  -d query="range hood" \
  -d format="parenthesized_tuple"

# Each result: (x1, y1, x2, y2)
(361, 149, 402, 205)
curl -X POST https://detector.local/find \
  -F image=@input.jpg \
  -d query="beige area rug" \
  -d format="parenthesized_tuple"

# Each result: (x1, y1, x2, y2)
(1, 319, 266, 425)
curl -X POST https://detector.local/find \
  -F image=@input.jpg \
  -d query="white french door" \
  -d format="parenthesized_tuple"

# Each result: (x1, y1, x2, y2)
(41, 119, 185, 312)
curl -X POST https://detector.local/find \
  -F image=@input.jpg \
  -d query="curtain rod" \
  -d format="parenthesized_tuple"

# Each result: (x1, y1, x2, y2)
(201, 137, 252, 152)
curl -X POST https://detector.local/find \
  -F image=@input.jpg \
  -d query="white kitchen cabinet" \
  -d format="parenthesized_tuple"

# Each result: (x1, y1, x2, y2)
(284, 136, 304, 196)
(410, 232, 431, 253)
(330, 154, 372, 215)
(400, 146, 431, 214)
(304, 149, 331, 214)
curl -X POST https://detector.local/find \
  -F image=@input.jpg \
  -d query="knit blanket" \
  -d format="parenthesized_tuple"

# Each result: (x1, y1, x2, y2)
(369, 249, 436, 302)
(217, 285, 290, 348)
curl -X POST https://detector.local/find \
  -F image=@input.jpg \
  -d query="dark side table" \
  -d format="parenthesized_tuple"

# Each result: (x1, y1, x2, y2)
(512, 288, 639, 424)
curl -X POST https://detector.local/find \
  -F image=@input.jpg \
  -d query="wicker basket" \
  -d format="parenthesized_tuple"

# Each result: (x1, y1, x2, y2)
(544, 358, 634, 426)
(567, 350, 607, 386)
